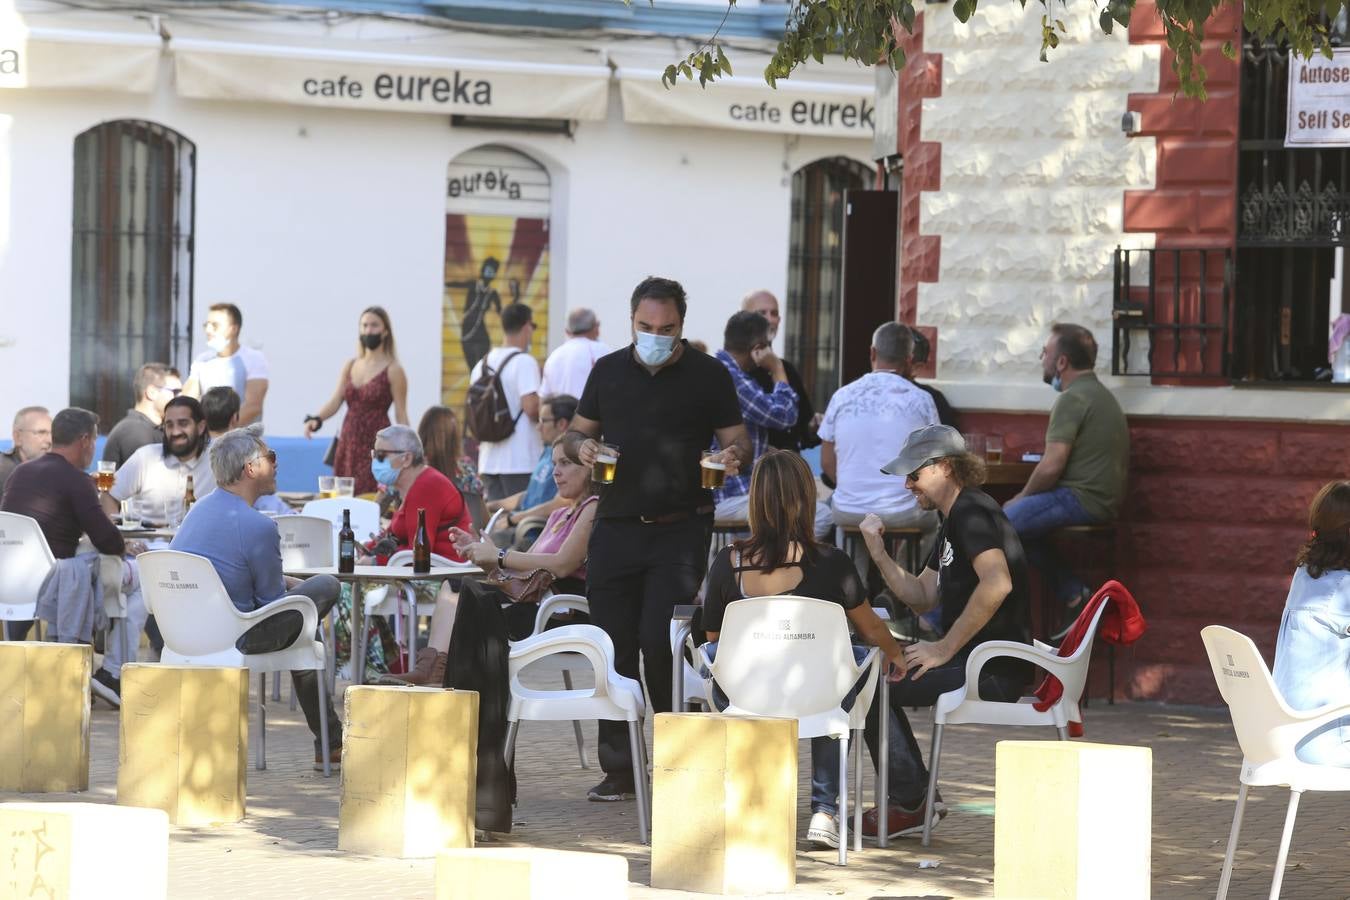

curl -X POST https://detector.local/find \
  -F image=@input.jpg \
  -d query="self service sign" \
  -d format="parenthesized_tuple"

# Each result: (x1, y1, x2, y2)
(1287, 48, 1350, 147)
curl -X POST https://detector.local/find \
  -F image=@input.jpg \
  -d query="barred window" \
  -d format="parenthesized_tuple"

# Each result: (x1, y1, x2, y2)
(70, 120, 195, 427)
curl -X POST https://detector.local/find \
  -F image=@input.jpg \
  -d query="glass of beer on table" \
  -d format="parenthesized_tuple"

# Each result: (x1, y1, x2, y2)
(95, 460, 115, 493)
(318, 475, 337, 499)
(335, 476, 355, 497)
(985, 435, 1003, 464)
(700, 450, 727, 489)
(593, 443, 619, 484)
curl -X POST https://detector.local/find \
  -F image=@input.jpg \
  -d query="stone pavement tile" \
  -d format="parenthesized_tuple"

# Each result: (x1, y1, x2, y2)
(9, 661, 1350, 898)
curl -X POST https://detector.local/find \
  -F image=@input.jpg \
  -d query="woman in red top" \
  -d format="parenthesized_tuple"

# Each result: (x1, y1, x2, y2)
(370, 425, 470, 561)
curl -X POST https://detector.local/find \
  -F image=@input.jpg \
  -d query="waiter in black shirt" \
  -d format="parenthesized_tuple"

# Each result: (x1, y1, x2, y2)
(565, 276, 750, 803)
(853, 424, 1032, 841)
(741, 289, 821, 452)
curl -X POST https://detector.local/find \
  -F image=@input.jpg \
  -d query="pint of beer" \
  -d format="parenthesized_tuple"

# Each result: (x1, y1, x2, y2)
(985, 435, 1003, 465)
(593, 443, 619, 484)
(700, 451, 727, 489)
(96, 461, 116, 493)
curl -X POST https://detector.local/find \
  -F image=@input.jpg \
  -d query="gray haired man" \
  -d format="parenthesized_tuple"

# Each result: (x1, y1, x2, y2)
(170, 427, 343, 771)
(541, 306, 611, 400)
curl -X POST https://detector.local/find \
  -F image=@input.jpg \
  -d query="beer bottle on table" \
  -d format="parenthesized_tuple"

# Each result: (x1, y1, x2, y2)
(183, 475, 196, 514)
(413, 508, 431, 574)
(338, 509, 356, 575)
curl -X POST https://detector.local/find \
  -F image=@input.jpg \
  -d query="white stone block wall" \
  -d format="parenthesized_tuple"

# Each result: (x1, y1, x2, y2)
(917, 0, 1161, 389)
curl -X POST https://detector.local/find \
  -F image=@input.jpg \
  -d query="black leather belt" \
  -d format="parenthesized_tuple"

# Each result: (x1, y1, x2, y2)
(637, 505, 714, 525)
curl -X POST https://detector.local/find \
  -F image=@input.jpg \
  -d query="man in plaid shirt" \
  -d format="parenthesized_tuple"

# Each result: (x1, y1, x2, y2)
(711, 311, 832, 536)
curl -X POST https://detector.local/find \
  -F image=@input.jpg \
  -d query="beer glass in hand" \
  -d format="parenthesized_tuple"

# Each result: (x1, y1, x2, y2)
(95, 460, 115, 493)
(700, 450, 728, 489)
(592, 443, 620, 485)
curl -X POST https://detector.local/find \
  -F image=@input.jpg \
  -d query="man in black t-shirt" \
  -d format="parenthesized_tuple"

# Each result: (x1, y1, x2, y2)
(854, 424, 1033, 839)
(564, 276, 750, 803)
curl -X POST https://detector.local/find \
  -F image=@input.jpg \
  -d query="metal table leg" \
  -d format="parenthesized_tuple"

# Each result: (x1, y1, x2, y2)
(352, 581, 366, 687)
(878, 672, 889, 849)
(671, 620, 693, 711)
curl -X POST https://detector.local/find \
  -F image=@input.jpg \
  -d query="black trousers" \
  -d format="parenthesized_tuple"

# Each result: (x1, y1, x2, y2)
(236, 574, 344, 751)
(587, 515, 711, 778)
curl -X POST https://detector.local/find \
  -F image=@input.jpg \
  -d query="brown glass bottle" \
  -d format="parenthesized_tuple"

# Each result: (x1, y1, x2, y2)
(338, 508, 356, 575)
(413, 508, 430, 574)
(183, 475, 196, 515)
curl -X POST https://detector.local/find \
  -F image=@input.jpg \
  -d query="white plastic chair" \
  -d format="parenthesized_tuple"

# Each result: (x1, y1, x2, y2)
(276, 515, 335, 705)
(301, 497, 381, 559)
(1202, 625, 1350, 900)
(527, 593, 591, 768)
(0, 511, 55, 634)
(505, 623, 650, 843)
(697, 596, 882, 866)
(375, 548, 461, 672)
(138, 549, 335, 777)
(919, 598, 1109, 846)
(669, 617, 709, 712)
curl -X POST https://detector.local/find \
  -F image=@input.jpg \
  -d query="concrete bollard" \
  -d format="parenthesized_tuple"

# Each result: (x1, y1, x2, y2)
(0, 641, 92, 792)
(650, 713, 797, 895)
(117, 664, 249, 825)
(339, 685, 479, 857)
(435, 848, 628, 899)
(0, 802, 168, 899)
(994, 740, 1152, 899)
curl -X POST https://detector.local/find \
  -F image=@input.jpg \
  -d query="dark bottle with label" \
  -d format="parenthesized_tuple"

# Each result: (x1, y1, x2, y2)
(338, 508, 356, 575)
(183, 475, 196, 515)
(413, 508, 431, 574)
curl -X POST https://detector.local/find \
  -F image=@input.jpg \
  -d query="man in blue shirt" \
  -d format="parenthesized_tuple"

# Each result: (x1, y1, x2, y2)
(712, 311, 831, 537)
(171, 426, 343, 770)
(487, 394, 577, 548)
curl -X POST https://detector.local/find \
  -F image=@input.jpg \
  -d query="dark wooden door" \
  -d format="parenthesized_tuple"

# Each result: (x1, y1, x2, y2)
(840, 189, 899, 386)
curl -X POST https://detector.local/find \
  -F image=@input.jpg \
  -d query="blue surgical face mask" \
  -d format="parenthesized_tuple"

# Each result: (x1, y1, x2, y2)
(1051, 374, 1063, 393)
(206, 335, 230, 353)
(371, 456, 399, 486)
(634, 331, 677, 366)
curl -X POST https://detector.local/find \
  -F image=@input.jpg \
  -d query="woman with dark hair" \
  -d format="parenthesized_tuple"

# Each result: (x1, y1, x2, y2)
(418, 405, 487, 529)
(1273, 480, 1350, 765)
(304, 306, 409, 494)
(701, 449, 905, 850)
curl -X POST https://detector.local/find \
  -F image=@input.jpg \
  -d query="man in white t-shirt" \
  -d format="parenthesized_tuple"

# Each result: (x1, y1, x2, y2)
(471, 302, 543, 500)
(820, 322, 940, 543)
(183, 303, 270, 426)
(541, 307, 610, 400)
(102, 396, 216, 519)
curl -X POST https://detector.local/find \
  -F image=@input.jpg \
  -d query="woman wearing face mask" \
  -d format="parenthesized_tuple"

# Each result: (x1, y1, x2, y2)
(304, 306, 409, 495)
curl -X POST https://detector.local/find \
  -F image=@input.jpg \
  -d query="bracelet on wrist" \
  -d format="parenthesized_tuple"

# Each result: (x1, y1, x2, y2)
(304, 414, 323, 430)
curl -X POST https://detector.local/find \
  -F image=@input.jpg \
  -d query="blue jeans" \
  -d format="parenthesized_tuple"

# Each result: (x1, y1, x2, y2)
(1004, 487, 1096, 605)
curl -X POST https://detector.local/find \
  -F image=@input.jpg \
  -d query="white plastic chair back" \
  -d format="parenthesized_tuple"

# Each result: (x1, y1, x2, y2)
(1201, 625, 1331, 777)
(386, 549, 460, 568)
(139, 550, 249, 665)
(0, 512, 56, 622)
(278, 515, 335, 569)
(302, 497, 380, 561)
(533, 593, 589, 635)
(712, 596, 860, 724)
(508, 624, 645, 721)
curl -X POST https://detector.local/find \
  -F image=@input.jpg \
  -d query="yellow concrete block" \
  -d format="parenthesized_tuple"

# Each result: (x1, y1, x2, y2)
(651, 713, 797, 895)
(0, 802, 168, 899)
(339, 686, 478, 857)
(0, 642, 92, 792)
(994, 740, 1152, 900)
(117, 664, 249, 826)
(435, 848, 628, 900)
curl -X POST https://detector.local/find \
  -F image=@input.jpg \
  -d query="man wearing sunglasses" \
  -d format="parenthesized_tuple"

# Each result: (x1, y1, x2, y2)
(103, 363, 183, 469)
(171, 426, 343, 771)
(851, 424, 1034, 840)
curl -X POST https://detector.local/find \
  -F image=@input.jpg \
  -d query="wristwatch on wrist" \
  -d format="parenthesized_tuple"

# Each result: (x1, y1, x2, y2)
(497, 547, 509, 568)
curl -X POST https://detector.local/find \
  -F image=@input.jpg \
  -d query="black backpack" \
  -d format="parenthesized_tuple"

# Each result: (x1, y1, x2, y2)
(465, 350, 524, 443)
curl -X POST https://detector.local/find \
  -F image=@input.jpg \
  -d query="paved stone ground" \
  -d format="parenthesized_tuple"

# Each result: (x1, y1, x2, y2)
(12, 658, 1350, 898)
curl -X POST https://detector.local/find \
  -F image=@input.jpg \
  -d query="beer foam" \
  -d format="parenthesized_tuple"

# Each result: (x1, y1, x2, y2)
(597, 454, 618, 465)
(700, 460, 727, 470)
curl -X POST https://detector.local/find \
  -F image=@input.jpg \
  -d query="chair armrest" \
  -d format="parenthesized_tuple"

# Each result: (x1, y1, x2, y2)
(1033, 639, 1055, 653)
(237, 594, 320, 644)
(510, 623, 615, 675)
(1288, 699, 1350, 735)
(963, 639, 1082, 684)
(535, 593, 589, 634)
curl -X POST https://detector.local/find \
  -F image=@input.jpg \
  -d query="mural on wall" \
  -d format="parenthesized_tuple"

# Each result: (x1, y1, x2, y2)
(442, 144, 551, 408)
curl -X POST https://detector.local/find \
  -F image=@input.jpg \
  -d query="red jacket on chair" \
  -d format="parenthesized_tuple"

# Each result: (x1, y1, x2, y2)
(1031, 580, 1147, 731)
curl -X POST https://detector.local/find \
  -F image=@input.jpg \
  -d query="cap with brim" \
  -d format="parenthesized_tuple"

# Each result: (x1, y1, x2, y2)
(880, 424, 967, 476)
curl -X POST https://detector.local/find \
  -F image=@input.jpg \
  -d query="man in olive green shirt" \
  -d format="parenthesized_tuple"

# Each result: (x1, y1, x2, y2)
(1005, 324, 1128, 624)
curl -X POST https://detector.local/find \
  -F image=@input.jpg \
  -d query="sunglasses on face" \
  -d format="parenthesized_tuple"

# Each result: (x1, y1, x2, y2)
(250, 449, 277, 467)
(370, 449, 407, 463)
(905, 459, 939, 482)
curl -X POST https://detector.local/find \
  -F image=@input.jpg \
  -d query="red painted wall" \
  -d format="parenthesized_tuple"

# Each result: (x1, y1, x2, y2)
(959, 410, 1350, 704)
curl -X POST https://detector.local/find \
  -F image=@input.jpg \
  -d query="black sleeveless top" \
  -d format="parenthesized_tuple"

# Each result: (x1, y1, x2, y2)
(702, 543, 865, 633)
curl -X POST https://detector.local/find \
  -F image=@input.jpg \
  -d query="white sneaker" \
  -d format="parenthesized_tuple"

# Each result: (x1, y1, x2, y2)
(806, 811, 839, 849)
